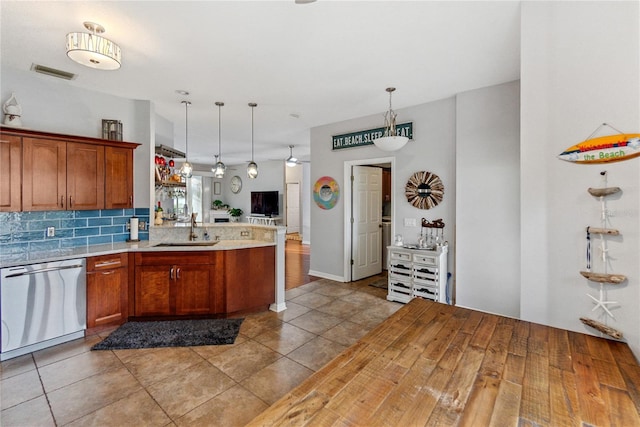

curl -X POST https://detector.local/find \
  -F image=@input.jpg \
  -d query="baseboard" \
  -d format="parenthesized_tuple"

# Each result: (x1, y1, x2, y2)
(302, 240, 310, 245)
(269, 302, 287, 312)
(308, 270, 346, 282)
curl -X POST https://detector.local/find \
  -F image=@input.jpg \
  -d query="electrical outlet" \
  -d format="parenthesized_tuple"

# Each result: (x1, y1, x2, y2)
(46, 226, 55, 237)
(138, 221, 146, 230)
(404, 218, 417, 227)
(240, 231, 249, 237)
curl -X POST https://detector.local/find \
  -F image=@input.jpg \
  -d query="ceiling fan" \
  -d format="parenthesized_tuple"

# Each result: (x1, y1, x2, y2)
(285, 145, 309, 167)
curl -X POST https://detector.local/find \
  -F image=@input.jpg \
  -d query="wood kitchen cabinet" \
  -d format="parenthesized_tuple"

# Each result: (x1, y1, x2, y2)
(133, 251, 224, 317)
(86, 253, 128, 331)
(105, 146, 133, 209)
(0, 127, 138, 212)
(0, 134, 22, 211)
(22, 138, 105, 211)
(225, 246, 275, 314)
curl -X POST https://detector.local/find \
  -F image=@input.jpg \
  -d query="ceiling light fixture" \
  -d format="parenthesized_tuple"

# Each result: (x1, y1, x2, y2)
(212, 101, 226, 178)
(286, 145, 298, 167)
(179, 100, 193, 178)
(66, 22, 121, 70)
(247, 103, 259, 179)
(372, 87, 409, 152)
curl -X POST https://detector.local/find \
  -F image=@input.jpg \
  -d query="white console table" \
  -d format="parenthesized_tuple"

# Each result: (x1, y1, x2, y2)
(387, 245, 449, 304)
(247, 216, 280, 225)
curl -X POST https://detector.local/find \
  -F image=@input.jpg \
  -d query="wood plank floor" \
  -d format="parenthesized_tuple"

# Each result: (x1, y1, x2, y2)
(285, 240, 318, 290)
(247, 298, 640, 426)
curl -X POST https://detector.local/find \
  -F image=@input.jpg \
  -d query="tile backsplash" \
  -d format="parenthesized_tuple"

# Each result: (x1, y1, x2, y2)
(0, 208, 150, 255)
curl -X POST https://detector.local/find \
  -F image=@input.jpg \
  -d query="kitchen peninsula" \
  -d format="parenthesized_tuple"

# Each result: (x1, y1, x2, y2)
(0, 222, 286, 360)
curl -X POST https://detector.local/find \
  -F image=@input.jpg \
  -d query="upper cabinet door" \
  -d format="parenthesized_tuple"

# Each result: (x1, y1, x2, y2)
(22, 137, 67, 211)
(66, 142, 105, 210)
(0, 135, 22, 212)
(105, 146, 133, 209)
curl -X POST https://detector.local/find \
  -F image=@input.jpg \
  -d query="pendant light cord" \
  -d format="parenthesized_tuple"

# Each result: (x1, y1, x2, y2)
(218, 104, 222, 160)
(251, 106, 254, 160)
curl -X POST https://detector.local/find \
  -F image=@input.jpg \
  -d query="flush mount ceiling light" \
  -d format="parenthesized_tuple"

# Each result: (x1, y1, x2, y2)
(212, 101, 226, 178)
(179, 100, 193, 178)
(372, 87, 409, 152)
(66, 22, 121, 70)
(247, 103, 259, 179)
(286, 145, 299, 167)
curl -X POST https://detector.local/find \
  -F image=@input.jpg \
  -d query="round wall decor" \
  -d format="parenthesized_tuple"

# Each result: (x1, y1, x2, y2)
(405, 171, 444, 210)
(313, 176, 340, 210)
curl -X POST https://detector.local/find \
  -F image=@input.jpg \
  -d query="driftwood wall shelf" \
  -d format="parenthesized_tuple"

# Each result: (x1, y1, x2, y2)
(579, 172, 625, 340)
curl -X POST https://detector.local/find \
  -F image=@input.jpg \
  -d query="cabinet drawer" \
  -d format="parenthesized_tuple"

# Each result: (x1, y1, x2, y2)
(413, 266, 438, 282)
(413, 253, 437, 265)
(390, 250, 411, 261)
(87, 253, 128, 271)
(413, 284, 438, 301)
(389, 266, 411, 279)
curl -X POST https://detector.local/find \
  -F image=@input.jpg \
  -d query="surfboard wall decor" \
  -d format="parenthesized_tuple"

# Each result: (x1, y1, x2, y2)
(558, 133, 640, 164)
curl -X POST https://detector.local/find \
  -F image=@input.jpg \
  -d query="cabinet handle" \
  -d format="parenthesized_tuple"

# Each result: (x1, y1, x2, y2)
(170, 266, 175, 280)
(61, 195, 64, 208)
(176, 268, 181, 279)
(100, 270, 115, 275)
(129, 195, 133, 205)
(69, 196, 73, 208)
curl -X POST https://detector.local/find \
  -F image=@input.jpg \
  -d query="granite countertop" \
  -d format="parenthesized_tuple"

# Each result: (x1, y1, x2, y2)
(0, 239, 276, 269)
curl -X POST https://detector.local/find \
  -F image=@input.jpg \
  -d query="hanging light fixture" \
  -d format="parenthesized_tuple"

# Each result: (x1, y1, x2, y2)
(212, 101, 226, 178)
(247, 103, 259, 179)
(66, 22, 121, 70)
(179, 100, 193, 178)
(372, 87, 409, 151)
(286, 145, 299, 167)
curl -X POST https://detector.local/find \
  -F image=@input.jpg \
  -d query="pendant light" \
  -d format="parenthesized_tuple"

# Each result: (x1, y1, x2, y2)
(212, 101, 226, 178)
(179, 100, 193, 178)
(247, 102, 258, 179)
(372, 87, 409, 152)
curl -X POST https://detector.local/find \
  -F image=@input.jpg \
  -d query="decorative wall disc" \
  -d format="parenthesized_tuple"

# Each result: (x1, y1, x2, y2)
(405, 171, 444, 210)
(313, 176, 340, 210)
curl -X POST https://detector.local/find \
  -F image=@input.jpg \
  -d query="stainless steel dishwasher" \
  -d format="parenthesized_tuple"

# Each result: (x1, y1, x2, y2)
(1, 258, 86, 361)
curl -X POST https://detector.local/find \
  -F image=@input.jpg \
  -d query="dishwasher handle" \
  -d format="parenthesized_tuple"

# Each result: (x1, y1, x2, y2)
(3, 264, 84, 278)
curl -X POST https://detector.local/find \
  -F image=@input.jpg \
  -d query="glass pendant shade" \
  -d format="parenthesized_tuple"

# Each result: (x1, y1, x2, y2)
(372, 87, 409, 152)
(213, 160, 226, 178)
(180, 161, 193, 178)
(66, 22, 121, 70)
(247, 161, 258, 179)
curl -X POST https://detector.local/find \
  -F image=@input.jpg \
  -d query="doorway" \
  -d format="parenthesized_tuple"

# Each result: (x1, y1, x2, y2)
(343, 156, 395, 282)
(286, 182, 300, 235)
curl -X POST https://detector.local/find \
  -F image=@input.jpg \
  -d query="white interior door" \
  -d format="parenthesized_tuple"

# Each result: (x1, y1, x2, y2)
(351, 166, 382, 280)
(286, 182, 300, 234)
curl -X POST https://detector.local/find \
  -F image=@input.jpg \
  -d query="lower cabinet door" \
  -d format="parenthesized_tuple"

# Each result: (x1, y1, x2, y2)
(135, 266, 172, 316)
(87, 267, 127, 328)
(174, 264, 212, 315)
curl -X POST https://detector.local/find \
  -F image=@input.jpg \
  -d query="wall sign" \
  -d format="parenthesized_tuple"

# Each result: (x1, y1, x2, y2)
(332, 122, 413, 150)
(313, 176, 340, 210)
(558, 134, 640, 164)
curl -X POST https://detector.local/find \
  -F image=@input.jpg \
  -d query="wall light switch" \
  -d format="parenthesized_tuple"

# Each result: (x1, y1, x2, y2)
(46, 226, 55, 237)
(404, 218, 417, 227)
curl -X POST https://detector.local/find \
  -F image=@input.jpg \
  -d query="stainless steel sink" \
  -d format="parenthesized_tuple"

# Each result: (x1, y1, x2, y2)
(153, 241, 219, 247)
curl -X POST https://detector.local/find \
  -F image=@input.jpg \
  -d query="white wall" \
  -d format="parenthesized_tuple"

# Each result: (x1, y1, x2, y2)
(456, 81, 521, 316)
(521, 1, 640, 355)
(301, 163, 311, 244)
(1, 67, 154, 209)
(310, 97, 457, 281)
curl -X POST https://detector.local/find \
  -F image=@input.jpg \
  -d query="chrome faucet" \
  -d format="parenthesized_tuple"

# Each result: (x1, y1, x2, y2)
(189, 213, 198, 241)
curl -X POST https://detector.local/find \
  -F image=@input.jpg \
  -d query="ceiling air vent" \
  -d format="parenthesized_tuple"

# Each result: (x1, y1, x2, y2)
(30, 64, 77, 80)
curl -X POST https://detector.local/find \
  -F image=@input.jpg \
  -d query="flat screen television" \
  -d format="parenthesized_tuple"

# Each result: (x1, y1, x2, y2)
(251, 191, 279, 217)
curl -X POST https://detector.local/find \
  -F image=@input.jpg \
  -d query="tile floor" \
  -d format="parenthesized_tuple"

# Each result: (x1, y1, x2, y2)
(0, 275, 400, 426)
